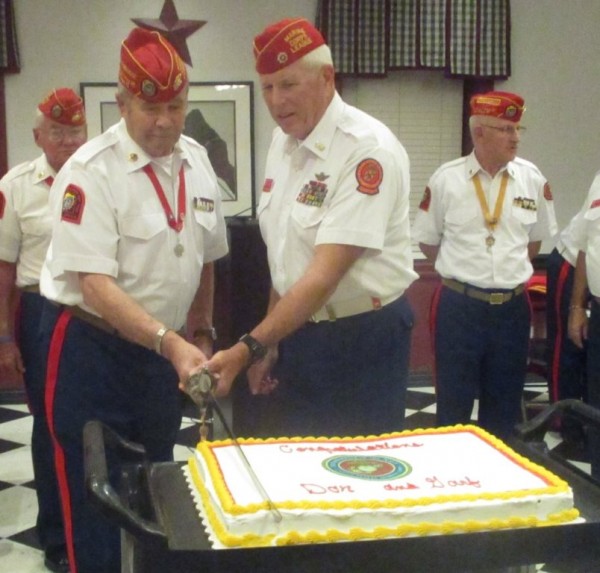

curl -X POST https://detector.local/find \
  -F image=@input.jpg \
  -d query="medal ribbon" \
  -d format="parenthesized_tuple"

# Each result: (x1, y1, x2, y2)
(142, 164, 186, 232)
(472, 171, 509, 233)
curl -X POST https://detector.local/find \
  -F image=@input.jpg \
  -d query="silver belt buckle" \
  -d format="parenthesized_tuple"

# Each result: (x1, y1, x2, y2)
(489, 292, 505, 305)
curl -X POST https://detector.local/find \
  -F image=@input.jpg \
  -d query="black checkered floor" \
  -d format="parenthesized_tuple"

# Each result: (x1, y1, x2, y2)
(0, 382, 590, 572)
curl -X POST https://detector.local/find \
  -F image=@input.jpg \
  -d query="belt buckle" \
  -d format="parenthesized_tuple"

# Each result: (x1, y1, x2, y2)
(489, 292, 505, 305)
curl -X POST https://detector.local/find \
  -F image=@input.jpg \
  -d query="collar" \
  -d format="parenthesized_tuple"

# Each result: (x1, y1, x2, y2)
(117, 119, 189, 174)
(283, 92, 342, 159)
(466, 151, 515, 180)
(35, 154, 56, 185)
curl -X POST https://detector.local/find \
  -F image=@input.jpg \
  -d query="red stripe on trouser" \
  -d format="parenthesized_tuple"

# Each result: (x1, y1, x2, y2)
(429, 283, 443, 390)
(44, 310, 77, 573)
(551, 261, 572, 401)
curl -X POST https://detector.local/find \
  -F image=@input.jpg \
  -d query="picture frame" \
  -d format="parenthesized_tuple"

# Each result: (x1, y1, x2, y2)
(80, 81, 256, 218)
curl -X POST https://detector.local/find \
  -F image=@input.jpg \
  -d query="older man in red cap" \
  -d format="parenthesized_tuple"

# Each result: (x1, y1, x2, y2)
(0, 87, 86, 573)
(413, 91, 557, 439)
(39, 28, 228, 573)
(206, 18, 417, 439)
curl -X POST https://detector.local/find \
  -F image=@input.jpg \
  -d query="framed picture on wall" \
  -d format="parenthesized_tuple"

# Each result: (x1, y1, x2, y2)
(80, 81, 256, 218)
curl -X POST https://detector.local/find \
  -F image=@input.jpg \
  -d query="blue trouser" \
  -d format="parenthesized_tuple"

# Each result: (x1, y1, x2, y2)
(273, 295, 414, 438)
(587, 299, 600, 479)
(18, 292, 65, 555)
(40, 302, 181, 573)
(546, 247, 587, 403)
(432, 285, 530, 440)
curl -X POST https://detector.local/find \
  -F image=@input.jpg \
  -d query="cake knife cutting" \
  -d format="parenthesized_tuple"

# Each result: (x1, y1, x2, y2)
(185, 368, 283, 522)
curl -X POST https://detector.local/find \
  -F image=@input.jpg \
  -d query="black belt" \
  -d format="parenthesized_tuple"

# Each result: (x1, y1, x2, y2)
(442, 278, 525, 305)
(20, 284, 40, 294)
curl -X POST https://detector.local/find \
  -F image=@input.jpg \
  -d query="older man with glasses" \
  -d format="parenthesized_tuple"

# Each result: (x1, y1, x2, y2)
(412, 91, 557, 440)
(0, 87, 87, 572)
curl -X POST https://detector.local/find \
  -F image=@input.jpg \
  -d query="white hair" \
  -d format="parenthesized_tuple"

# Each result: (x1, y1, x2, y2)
(300, 44, 334, 71)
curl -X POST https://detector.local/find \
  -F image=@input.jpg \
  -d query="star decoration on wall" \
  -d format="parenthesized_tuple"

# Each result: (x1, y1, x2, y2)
(132, 0, 205, 66)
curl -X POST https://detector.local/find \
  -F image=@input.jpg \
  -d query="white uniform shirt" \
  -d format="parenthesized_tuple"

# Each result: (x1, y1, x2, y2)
(257, 92, 417, 303)
(412, 152, 557, 289)
(0, 154, 54, 287)
(555, 211, 585, 267)
(570, 171, 600, 296)
(40, 119, 229, 330)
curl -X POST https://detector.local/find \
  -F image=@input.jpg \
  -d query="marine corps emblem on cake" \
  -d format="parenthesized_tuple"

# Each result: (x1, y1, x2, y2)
(323, 455, 411, 481)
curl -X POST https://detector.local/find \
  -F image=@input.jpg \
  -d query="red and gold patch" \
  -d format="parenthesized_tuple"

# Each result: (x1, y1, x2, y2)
(262, 178, 274, 193)
(419, 187, 432, 211)
(591, 199, 600, 209)
(355, 158, 383, 195)
(61, 184, 85, 224)
(0, 191, 5, 219)
(543, 182, 553, 201)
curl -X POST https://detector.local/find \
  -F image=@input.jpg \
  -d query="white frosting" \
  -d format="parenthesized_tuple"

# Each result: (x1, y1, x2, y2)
(185, 426, 577, 548)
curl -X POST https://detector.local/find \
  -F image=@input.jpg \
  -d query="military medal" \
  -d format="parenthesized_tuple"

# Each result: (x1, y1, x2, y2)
(473, 172, 509, 250)
(143, 164, 187, 257)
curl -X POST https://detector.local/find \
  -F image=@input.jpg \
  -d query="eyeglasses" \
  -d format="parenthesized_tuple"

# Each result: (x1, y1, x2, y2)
(481, 124, 526, 135)
(45, 126, 86, 143)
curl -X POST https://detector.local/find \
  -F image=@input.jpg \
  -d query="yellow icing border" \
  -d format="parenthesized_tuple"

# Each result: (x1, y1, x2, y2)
(188, 424, 580, 548)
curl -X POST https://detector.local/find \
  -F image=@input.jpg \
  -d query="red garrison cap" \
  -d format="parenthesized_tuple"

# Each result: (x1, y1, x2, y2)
(253, 17, 325, 74)
(38, 88, 85, 126)
(119, 27, 188, 103)
(469, 91, 525, 123)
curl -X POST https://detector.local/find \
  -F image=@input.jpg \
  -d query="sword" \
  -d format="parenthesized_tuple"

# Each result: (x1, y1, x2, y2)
(185, 368, 282, 522)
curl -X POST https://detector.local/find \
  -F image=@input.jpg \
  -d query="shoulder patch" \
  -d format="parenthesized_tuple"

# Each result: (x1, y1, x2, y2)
(356, 158, 383, 195)
(61, 184, 85, 224)
(262, 178, 274, 193)
(543, 182, 553, 201)
(0, 191, 5, 219)
(591, 199, 600, 210)
(419, 187, 432, 211)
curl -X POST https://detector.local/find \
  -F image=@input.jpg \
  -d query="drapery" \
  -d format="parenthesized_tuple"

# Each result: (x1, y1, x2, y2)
(0, 0, 19, 73)
(317, 0, 510, 78)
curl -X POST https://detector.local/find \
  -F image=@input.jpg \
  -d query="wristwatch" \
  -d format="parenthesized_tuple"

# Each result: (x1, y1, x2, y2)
(193, 326, 217, 341)
(239, 333, 267, 364)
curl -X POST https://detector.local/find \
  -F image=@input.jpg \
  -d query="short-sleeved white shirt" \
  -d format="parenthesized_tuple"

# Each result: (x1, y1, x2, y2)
(412, 152, 557, 289)
(570, 171, 600, 297)
(40, 120, 229, 330)
(257, 92, 417, 303)
(0, 154, 54, 287)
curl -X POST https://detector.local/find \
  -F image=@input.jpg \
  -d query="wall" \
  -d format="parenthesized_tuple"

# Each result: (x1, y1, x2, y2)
(5, 0, 600, 229)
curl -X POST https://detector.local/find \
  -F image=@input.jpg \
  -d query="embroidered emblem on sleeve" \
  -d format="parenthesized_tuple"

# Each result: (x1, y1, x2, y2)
(262, 178, 274, 193)
(61, 184, 85, 224)
(543, 182, 553, 201)
(355, 158, 383, 195)
(0, 191, 5, 219)
(419, 187, 432, 211)
(591, 199, 600, 209)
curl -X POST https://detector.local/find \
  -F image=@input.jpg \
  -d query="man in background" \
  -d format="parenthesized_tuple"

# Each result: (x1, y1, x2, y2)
(39, 28, 228, 572)
(206, 18, 416, 438)
(413, 91, 557, 439)
(0, 87, 86, 573)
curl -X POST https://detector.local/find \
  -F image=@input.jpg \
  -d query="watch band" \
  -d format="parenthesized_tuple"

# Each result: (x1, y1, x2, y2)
(154, 326, 172, 355)
(239, 333, 267, 364)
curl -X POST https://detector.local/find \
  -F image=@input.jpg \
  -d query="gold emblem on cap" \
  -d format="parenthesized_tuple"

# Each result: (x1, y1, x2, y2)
(141, 79, 157, 98)
(174, 74, 183, 91)
(277, 52, 289, 64)
(505, 105, 517, 118)
(129, 153, 138, 162)
(51, 104, 62, 119)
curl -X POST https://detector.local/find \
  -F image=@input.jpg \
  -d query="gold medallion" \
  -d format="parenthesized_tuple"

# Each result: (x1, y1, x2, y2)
(486, 235, 495, 248)
(174, 243, 184, 257)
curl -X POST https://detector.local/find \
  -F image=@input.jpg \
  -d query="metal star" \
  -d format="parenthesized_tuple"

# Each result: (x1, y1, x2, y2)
(132, 0, 206, 66)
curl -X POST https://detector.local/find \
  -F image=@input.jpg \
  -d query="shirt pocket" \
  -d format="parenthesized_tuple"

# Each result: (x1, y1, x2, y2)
(444, 203, 480, 228)
(192, 208, 217, 233)
(120, 212, 167, 240)
(510, 202, 538, 227)
(290, 201, 327, 229)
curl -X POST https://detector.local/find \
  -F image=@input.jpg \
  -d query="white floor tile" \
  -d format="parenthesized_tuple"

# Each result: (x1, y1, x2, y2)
(0, 485, 38, 538)
(0, 540, 46, 573)
(0, 445, 34, 484)
(0, 415, 33, 446)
